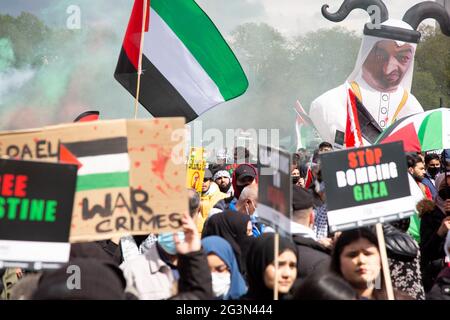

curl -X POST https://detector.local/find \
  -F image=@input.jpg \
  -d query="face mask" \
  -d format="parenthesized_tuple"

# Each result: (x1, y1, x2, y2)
(157, 232, 185, 255)
(292, 176, 300, 184)
(211, 272, 231, 298)
(428, 167, 440, 179)
(438, 186, 450, 201)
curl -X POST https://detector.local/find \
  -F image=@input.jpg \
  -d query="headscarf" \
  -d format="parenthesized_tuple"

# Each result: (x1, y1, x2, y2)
(213, 170, 231, 181)
(232, 163, 258, 199)
(202, 210, 252, 275)
(202, 236, 248, 300)
(244, 233, 298, 300)
(347, 19, 417, 92)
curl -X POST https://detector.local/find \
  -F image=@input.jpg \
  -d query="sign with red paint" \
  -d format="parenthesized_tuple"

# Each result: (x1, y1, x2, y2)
(0, 118, 188, 242)
(0, 159, 77, 270)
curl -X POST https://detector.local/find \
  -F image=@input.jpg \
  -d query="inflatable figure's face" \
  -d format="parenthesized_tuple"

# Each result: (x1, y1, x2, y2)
(362, 40, 414, 92)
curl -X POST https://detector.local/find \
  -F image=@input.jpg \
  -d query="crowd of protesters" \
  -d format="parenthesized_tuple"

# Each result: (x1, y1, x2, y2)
(1, 144, 449, 300)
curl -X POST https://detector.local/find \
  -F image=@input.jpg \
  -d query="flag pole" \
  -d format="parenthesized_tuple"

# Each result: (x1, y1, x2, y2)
(273, 231, 279, 300)
(375, 223, 395, 300)
(134, 0, 148, 119)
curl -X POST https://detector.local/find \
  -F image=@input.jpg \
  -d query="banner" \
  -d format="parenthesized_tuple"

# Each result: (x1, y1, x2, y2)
(0, 118, 188, 242)
(186, 147, 205, 192)
(320, 141, 415, 232)
(257, 145, 292, 235)
(0, 159, 77, 270)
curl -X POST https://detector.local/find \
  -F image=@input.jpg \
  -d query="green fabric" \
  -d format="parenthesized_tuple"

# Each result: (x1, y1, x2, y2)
(152, 0, 248, 100)
(407, 213, 421, 243)
(76, 172, 129, 191)
(418, 111, 442, 150)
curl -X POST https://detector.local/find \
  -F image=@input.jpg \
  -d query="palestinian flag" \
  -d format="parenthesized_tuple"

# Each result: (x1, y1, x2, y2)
(114, 0, 248, 122)
(345, 88, 363, 148)
(375, 108, 450, 152)
(59, 137, 130, 191)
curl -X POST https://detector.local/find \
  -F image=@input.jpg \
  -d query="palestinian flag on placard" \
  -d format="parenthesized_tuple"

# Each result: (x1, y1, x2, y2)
(59, 137, 130, 192)
(114, 0, 248, 122)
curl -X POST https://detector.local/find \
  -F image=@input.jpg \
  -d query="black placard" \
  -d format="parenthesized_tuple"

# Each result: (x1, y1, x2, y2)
(0, 159, 77, 242)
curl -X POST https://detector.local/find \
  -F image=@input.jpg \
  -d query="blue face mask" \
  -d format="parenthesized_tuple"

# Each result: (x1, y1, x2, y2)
(157, 232, 185, 255)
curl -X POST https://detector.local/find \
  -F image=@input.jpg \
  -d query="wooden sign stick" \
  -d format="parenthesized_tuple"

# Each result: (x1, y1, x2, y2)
(134, 0, 148, 119)
(273, 231, 279, 300)
(375, 223, 395, 300)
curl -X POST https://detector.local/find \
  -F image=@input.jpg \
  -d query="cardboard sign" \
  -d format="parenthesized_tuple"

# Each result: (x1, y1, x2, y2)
(0, 118, 188, 242)
(0, 159, 77, 270)
(257, 145, 292, 234)
(320, 141, 415, 232)
(186, 147, 206, 192)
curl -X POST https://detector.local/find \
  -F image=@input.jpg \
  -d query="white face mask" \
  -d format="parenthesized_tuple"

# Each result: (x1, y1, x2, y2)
(211, 272, 231, 298)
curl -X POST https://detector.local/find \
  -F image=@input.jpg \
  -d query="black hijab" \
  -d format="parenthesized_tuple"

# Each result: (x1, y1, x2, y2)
(244, 233, 298, 300)
(202, 210, 252, 274)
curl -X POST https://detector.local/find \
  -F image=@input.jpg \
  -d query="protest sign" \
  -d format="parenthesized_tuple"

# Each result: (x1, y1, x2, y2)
(320, 141, 415, 232)
(257, 145, 292, 234)
(0, 118, 188, 242)
(186, 147, 206, 192)
(0, 159, 77, 270)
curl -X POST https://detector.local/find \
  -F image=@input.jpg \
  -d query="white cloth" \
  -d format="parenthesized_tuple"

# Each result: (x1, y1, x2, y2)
(347, 20, 417, 90)
(120, 237, 176, 300)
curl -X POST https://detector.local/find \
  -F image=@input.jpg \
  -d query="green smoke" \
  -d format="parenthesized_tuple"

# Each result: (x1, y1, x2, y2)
(0, 38, 15, 71)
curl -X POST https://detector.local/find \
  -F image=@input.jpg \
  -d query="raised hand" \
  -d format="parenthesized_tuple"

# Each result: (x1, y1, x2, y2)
(174, 212, 201, 255)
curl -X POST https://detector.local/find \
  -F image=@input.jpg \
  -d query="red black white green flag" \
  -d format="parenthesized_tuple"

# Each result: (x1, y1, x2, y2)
(114, 0, 248, 122)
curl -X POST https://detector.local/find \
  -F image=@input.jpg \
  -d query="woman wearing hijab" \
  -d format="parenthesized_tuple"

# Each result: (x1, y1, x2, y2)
(202, 210, 253, 275)
(202, 236, 247, 300)
(242, 233, 298, 300)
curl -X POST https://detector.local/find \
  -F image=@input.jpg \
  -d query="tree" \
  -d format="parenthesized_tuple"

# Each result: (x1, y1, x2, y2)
(413, 25, 450, 109)
(0, 12, 50, 68)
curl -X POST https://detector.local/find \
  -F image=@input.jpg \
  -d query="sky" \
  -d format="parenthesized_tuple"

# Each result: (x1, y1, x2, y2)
(196, 0, 434, 37)
(1, 0, 435, 36)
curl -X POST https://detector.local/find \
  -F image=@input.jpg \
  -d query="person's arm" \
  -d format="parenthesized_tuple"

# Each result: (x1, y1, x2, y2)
(171, 212, 213, 300)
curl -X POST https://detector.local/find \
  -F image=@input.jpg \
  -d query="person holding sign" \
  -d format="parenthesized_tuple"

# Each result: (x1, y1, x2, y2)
(117, 211, 214, 300)
(242, 233, 298, 300)
(331, 228, 410, 300)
